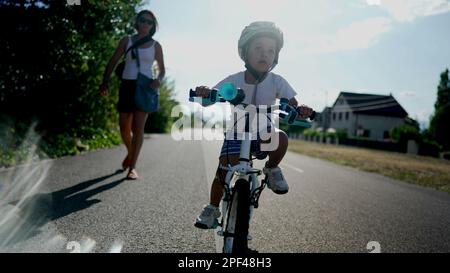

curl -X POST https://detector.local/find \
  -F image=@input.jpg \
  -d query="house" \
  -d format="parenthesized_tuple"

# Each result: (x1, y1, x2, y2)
(312, 107, 331, 131)
(314, 91, 408, 141)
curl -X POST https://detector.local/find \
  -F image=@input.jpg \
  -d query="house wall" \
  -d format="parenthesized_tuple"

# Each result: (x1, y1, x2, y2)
(313, 108, 331, 130)
(323, 93, 408, 141)
(329, 98, 355, 136)
(330, 112, 406, 140)
(353, 114, 405, 141)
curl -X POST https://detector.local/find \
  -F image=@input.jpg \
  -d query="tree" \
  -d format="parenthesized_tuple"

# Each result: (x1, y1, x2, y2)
(1, 0, 146, 131)
(429, 69, 450, 150)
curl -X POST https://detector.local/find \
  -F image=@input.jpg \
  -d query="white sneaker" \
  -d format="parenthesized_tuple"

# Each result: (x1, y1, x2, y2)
(195, 204, 221, 229)
(263, 166, 289, 194)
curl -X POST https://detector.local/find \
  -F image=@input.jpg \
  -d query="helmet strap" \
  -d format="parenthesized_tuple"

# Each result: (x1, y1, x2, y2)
(245, 63, 267, 84)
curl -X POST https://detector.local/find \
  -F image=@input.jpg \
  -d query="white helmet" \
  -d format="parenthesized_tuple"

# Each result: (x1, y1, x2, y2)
(238, 21, 284, 64)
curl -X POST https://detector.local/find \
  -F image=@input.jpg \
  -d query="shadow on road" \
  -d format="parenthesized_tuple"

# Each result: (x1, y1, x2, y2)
(1, 170, 126, 248)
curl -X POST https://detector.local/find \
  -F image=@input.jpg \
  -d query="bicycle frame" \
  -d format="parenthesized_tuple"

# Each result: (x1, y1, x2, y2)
(218, 131, 262, 253)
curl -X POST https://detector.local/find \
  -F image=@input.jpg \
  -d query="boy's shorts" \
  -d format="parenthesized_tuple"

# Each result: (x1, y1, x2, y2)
(220, 121, 275, 160)
(220, 138, 269, 160)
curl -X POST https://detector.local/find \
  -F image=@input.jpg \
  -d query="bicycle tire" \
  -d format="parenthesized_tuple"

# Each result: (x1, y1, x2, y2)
(231, 179, 251, 254)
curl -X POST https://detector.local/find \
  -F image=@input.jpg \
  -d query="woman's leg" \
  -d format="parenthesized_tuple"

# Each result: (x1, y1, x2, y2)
(129, 110, 149, 170)
(119, 112, 134, 163)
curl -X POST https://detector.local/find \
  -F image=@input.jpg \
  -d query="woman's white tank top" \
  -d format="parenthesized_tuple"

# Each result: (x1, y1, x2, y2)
(121, 36, 156, 80)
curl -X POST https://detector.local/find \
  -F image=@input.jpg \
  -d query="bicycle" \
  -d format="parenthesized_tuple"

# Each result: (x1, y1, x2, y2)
(189, 83, 315, 254)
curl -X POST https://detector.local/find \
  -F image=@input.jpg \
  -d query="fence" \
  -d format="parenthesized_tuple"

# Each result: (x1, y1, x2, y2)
(289, 133, 404, 153)
(289, 134, 444, 159)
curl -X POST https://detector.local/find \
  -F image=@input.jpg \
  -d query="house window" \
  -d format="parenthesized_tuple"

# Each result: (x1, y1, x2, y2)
(383, 131, 390, 139)
(338, 112, 342, 120)
(345, 112, 349, 120)
(363, 130, 371, 138)
(357, 128, 364, 137)
(333, 113, 336, 120)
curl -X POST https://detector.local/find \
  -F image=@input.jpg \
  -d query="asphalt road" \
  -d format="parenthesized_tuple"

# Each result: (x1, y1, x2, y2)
(1, 133, 449, 253)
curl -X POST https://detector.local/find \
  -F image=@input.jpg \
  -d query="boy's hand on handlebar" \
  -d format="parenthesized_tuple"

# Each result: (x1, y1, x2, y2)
(297, 105, 314, 119)
(195, 86, 211, 98)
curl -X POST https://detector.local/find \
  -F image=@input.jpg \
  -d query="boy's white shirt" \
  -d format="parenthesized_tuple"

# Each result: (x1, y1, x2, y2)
(213, 71, 297, 106)
(213, 71, 298, 138)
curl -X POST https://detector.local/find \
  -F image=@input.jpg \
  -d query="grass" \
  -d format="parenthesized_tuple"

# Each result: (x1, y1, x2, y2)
(288, 139, 450, 194)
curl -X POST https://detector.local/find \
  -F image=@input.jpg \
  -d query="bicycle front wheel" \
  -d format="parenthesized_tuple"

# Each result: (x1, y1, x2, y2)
(223, 178, 250, 254)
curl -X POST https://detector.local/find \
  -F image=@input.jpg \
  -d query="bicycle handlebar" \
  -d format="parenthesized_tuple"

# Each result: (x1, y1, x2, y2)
(189, 84, 246, 106)
(189, 83, 315, 128)
(189, 89, 226, 104)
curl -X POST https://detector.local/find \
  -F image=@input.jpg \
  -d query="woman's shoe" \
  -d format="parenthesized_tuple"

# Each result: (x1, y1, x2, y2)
(126, 169, 139, 180)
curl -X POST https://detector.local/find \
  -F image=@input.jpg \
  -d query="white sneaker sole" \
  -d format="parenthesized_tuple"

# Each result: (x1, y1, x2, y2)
(194, 218, 219, 229)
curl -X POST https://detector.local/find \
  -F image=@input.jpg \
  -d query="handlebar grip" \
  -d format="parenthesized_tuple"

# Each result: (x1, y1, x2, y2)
(279, 112, 296, 124)
(189, 89, 214, 99)
(279, 98, 289, 105)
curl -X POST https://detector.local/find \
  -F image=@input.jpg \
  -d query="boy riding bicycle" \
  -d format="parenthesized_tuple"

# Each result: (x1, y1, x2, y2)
(194, 21, 314, 229)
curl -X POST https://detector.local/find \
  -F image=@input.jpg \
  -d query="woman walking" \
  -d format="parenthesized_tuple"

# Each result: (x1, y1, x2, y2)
(99, 10, 165, 180)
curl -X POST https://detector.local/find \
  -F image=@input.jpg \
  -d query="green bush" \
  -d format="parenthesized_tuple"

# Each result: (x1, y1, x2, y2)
(0, 118, 122, 167)
(391, 124, 421, 144)
(418, 139, 442, 158)
(335, 128, 348, 140)
(303, 129, 320, 137)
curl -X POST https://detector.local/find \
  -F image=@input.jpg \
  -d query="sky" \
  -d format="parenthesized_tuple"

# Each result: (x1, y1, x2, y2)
(144, 0, 450, 128)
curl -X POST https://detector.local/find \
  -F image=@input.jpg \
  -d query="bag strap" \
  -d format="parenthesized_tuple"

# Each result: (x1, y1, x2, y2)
(126, 35, 152, 56)
(134, 39, 155, 73)
(122, 35, 152, 71)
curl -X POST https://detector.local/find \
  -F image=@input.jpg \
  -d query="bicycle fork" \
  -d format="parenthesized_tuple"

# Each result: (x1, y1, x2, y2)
(217, 170, 264, 243)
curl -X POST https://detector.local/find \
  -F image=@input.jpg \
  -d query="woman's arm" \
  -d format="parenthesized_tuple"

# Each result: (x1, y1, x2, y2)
(101, 37, 128, 86)
(154, 41, 165, 82)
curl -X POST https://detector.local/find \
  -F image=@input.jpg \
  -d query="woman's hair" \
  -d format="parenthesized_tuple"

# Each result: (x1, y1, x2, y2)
(134, 10, 158, 37)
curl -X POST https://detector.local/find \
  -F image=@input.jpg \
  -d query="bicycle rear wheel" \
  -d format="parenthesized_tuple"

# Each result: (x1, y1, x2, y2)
(223, 179, 250, 254)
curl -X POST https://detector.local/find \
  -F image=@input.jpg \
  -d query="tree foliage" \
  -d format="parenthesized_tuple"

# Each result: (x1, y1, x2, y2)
(1, 0, 142, 133)
(0, 0, 178, 165)
(429, 69, 450, 150)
